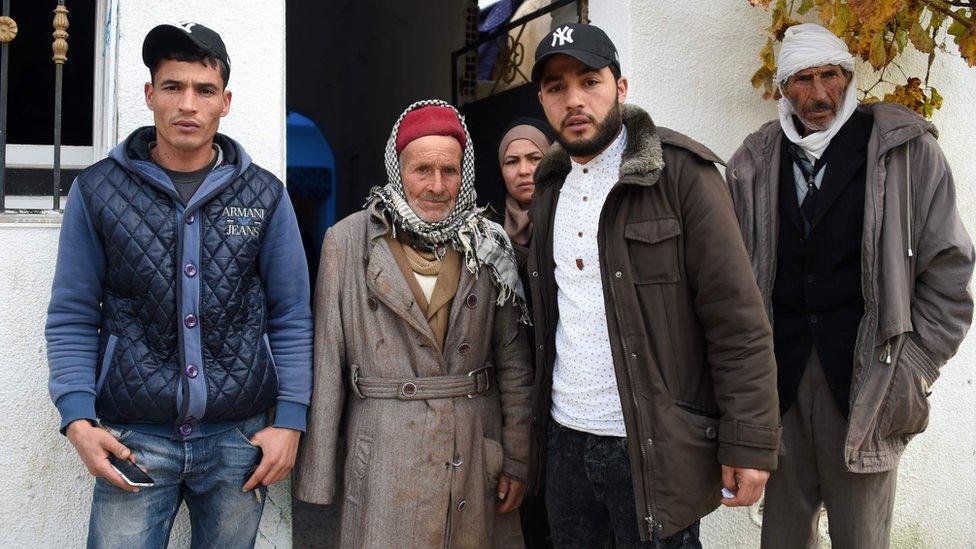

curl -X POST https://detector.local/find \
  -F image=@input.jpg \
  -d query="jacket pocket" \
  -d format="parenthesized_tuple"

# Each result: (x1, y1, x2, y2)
(95, 334, 119, 397)
(483, 436, 505, 489)
(344, 434, 373, 507)
(878, 336, 935, 440)
(624, 217, 682, 284)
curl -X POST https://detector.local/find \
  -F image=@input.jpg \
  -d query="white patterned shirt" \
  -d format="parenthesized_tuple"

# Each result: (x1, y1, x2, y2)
(550, 126, 628, 437)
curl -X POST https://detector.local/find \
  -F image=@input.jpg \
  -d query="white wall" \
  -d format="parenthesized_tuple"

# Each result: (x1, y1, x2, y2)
(0, 1, 289, 547)
(592, 1, 976, 547)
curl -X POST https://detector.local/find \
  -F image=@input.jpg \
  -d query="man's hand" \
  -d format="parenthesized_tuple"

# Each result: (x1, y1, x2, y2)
(496, 473, 526, 514)
(720, 465, 769, 507)
(66, 419, 139, 493)
(242, 427, 301, 491)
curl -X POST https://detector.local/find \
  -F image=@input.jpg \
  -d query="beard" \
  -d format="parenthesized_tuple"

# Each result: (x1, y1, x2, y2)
(789, 94, 843, 133)
(556, 99, 623, 158)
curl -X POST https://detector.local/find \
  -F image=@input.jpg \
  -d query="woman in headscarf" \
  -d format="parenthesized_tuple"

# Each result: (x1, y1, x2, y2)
(498, 117, 552, 261)
(498, 117, 553, 548)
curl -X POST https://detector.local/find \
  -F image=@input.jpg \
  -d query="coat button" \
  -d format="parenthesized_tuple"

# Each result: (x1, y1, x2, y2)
(367, 297, 378, 311)
(184, 314, 198, 328)
(457, 499, 466, 511)
(531, 271, 538, 277)
(614, 271, 622, 278)
(806, 274, 815, 283)
(646, 438, 654, 446)
(705, 426, 717, 439)
(184, 263, 198, 278)
(452, 455, 463, 467)
(539, 344, 544, 350)
(466, 294, 478, 308)
(809, 315, 818, 324)
(185, 364, 199, 379)
(457, 343, 471, 355)
(400, 382, 418, 398)
(185, 214, 195, 225)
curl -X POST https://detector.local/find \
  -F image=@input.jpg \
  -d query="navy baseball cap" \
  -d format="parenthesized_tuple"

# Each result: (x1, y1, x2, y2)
(532, 23, 620, 86)
(142, 22, 231, 83)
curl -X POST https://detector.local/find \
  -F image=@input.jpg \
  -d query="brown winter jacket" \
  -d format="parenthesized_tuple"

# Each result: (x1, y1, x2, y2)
(526, 104, 781, 541)
(294, 205, 533, 548)
(726, 102, 974, 473)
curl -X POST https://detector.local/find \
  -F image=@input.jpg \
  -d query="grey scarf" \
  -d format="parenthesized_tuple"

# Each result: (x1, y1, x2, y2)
(366, 99, 530, 324)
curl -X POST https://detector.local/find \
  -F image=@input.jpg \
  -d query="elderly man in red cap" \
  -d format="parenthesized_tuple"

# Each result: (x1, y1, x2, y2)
(294, 100, 533, 547)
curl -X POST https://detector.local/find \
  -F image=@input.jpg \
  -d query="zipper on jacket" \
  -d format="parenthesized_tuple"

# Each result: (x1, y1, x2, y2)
(905, 142, 914, 258)
(879, 339, 892, 364)
(600, 189, 661, 544)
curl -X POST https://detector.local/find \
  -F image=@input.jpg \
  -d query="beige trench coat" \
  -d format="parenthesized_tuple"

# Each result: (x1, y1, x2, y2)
(294, 205, 533, 548)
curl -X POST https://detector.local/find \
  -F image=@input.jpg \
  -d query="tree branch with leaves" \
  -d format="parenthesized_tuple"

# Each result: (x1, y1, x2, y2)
(749, 0, 975, 117)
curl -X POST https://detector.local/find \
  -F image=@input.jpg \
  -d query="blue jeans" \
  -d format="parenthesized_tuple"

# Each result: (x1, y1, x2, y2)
(87, 414, 267, 549)
(545, 422, 701, 549)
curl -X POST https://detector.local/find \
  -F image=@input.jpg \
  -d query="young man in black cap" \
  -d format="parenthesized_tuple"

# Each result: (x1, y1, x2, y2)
(525, 23, 781, 547)
(46, 22, 312, 547)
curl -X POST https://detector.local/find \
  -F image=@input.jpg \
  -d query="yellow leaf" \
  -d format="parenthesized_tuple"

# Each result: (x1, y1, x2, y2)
(959, 30, 976, 67)
(850, 0, 904, 30)
(909, 21, 934, 53)
(869, 31, 887, 69)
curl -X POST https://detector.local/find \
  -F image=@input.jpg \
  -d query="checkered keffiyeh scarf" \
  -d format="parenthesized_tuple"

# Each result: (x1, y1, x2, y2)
(367, 99, 530, 324)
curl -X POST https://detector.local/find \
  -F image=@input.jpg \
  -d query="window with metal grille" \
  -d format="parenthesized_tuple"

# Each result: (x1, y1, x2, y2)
(0, 1, 96, 211)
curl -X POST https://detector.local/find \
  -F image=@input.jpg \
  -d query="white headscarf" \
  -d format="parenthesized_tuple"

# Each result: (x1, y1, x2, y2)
(776, 23, 858, 160)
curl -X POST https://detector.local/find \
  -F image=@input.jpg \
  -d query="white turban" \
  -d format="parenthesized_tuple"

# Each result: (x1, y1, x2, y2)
(776, 23, 858, 160)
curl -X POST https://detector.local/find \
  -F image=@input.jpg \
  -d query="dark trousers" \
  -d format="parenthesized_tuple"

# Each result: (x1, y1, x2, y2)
(544, 422, 701, 549)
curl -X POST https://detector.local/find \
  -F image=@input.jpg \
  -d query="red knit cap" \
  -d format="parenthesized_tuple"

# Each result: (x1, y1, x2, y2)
(395, 105, 467, 155)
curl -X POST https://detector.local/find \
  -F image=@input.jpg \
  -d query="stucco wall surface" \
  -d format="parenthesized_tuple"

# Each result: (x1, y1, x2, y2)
(0, 1, 289, 547)
(591, 1, 976, 547)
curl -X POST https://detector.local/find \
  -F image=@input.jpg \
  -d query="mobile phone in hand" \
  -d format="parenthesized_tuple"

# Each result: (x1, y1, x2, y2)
(108, 454, 154, 487)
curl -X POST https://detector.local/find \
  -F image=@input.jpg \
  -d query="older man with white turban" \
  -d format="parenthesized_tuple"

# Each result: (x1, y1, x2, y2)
(727, 23, 974, 548)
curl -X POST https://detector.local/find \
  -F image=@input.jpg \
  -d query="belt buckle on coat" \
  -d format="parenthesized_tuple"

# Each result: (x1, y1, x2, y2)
(467, 364, 494, 399)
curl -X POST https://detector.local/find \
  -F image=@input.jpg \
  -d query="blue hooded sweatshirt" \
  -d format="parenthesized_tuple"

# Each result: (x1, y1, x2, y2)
(46, 126, 312, 439)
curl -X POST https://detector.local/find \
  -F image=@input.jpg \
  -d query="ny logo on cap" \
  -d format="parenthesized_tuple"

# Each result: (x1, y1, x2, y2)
(551, 26, 574, 47)
(178, 21, 197, 33)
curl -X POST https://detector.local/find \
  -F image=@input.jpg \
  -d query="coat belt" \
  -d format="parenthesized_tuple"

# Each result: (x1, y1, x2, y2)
(349, 363, 494, 400)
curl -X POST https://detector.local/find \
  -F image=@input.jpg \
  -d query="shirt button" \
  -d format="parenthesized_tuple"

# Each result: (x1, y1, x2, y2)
(185, 364, 199, 378)
(185, 214, 195, 225)
(646, 438, 654, 446)
(582, 168, 589, 174)
(582, 196, 588, 202)
(531, 271, 538, 277)
(367, 296, 378, 311)
(457, 500, 467, 511)
(178, 422, 192, 437)
(184, 314, 198, 328)
(539, 344, 544, 351)
(810, 315, 819, 324)
(184, 263, 198, 278)
(452, 455, 463, 467)
(630, 353, 637, 360)
(578, 232, 583, 237)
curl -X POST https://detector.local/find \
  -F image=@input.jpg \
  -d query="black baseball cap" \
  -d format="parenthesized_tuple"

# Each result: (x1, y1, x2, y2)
(532, 23, 620, 86)
(142, 22, 231, 83)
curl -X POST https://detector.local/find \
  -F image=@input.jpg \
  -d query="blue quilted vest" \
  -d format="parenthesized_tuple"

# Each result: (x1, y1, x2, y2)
(79, 128, 283, 434)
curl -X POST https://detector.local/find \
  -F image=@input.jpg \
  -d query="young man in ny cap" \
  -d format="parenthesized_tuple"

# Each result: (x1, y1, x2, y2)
(46, 22, 312, 547)
(525, 23, 781, 547)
